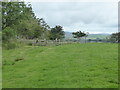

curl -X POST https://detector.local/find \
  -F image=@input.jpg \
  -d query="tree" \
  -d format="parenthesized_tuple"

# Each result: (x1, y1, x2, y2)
(2, 2, 50, 40)
(2, 1, 54, 49)
(2, 2, 27, 29)
(72, 31, 87, 42)
(109, 32, 120, 43)
(49, 25, 65, 40)
(39, 18, 50, 30)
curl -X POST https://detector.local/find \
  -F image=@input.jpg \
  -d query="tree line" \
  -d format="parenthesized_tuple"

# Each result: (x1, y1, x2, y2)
(2, 2, 65, 49)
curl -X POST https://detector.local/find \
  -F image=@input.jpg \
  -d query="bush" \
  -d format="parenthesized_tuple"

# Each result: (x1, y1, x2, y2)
(2, 27, 19, 49)
(2, 27, 16, 41)
(3, 41, 18, 50)
(27, 42, 33, 46)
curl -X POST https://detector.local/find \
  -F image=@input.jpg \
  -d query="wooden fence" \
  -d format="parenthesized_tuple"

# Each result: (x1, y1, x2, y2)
(19, 39, 79, 46)
(19, 38, 112, 46)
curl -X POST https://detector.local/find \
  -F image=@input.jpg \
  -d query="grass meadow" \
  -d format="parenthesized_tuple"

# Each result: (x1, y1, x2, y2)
(2, 43, 118, 88)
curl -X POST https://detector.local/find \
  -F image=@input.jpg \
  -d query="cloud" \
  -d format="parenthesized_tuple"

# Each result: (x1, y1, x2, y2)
(30, 2, 118, 33)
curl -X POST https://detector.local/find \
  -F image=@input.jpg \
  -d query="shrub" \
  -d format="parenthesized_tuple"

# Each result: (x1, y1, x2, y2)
(2, 41, 18, 50)
(2, 27, 19, 49)
(27, 42, 33, 46)
(2, 27, 16, 42)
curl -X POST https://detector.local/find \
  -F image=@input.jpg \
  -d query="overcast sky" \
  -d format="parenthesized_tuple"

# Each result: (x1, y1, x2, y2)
(30, 1, 118, 34)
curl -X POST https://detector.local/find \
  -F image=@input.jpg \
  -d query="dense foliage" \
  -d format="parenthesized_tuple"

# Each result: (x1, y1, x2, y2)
(2, 2, 50, 39)
(72, 31, 88, 42)
(109, 32, 120, 43)
(49, 25, 65, 40)
(2, 2, 64, 49)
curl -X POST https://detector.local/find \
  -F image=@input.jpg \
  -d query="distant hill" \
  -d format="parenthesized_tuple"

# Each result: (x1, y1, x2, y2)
(65, 32, 110, 39)
(87, 34, 110, 39)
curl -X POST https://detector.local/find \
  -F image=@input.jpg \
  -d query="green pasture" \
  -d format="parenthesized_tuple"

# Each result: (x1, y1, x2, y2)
(2, 43, 118, 88)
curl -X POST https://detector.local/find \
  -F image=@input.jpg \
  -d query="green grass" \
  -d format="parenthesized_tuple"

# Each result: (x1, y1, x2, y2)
(0, 46, 2, 89)
(3, 43, 118, 88)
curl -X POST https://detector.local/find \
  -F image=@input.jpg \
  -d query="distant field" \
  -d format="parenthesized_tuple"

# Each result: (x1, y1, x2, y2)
(3, 43, 118, 88)
(87, 34, 110, 39)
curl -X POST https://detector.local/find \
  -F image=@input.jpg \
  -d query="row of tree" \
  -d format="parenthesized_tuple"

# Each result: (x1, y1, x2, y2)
(2, 2, 65, 44)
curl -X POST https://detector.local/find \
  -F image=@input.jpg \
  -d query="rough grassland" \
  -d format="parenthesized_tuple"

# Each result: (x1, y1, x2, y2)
(3, 43, 118, 88)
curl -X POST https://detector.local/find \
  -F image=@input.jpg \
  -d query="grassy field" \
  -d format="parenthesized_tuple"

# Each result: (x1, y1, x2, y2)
(0, 47, 2, 89)
(2, 43, 118, 88)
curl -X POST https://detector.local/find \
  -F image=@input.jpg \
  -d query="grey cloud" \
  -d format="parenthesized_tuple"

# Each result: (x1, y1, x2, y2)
(31, 2, 118, 33)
